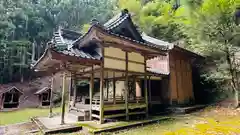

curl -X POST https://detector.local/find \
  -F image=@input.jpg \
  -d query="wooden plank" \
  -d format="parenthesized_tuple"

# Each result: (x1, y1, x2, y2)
(104, 113, 126, 119)
(182, 60, 189, 103)
(125, 51, 129, 121)
(128, 52, 144, 63)
(92, 114, 100, 119)
(104, 103, 146, 111)
(104, 56, 144, 65)
(129, 111, 146, 115)
(61, 70, 67, 124)
(176, 60, 183, 103)
(49, 73, 55, 118)
(104, 58, 126, 70)
(179, 60, 186, 103)
(89, 66, 94, 120)
(188, 62, 194, 100)
(128, 62, 145, 73)
(144, 56, 148, 118)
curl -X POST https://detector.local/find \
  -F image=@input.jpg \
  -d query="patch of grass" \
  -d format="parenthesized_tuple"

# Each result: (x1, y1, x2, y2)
(77, 116, 171, 134)
(115, 107, 240, 135)
(0, 107, 61, 126)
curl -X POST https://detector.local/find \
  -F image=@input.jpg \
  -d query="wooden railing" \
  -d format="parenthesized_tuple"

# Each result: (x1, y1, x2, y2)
(91, 96, 145, 105)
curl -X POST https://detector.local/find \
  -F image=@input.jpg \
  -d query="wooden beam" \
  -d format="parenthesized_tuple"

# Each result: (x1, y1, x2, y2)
(113, 72, 116, 105)
(61, 69, 67, 125)
(89, 65, 94, 120)
(99, 48, 104, 124)
(49, 73, 55, 118)
(125, 52, 129, 121)
(144, 56, 149, 118)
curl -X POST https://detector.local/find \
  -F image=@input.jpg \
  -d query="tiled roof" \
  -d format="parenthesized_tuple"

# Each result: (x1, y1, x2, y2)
(104, 12, 129, 30)
(57, 47, 101, 60)
(141, 33, 174, 50)
(0, 85, 23, 95)
(35, 87, 50, 95)
(47, 9, 182, 66)
(52, 28, 101, 60)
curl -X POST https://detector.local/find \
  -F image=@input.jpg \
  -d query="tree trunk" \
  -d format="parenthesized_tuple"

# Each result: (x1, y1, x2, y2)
(226, 46, 239, 108)
(233, 89, 239, 108)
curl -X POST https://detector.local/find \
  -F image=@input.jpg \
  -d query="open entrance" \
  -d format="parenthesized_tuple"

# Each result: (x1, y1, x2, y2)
(2, 87, 22, 108)
(35, 87, 51, 106)
(41, 90, 51, 106)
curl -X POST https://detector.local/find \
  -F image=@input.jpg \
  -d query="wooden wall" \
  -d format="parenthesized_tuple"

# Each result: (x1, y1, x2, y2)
(169, 49, 194, 104)
(104, 47, 145, 73)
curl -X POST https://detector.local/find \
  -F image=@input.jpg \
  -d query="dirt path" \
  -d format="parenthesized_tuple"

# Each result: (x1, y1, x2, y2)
(0, 122, 39, 135)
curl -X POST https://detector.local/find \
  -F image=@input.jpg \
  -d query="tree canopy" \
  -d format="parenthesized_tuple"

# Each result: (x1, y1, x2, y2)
(0, 0, 116, 83)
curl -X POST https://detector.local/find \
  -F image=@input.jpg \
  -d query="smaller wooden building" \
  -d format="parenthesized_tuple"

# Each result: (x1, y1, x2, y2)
(35, 87, 52, 106)
(32, 9, 202, 124)
(0, 76, 57, 110)
(0, 86, 23, 109)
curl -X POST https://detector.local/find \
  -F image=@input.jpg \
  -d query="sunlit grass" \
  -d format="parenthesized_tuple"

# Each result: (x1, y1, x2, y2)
(116, 107, 240, 135)
(0, 107, 61, 126)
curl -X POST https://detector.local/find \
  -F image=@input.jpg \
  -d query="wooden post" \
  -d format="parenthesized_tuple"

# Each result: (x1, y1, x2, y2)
(113, 72, 116, 104)
(100, 69, 104, 124)
(106, 72, 109, 100)
(100, 48, 104, 124)
(89, 65, 94, 120)
(148, 76, 152, 106)
(49, 73, 54, 118)
(125, 52, 129, 121)
(61, 70, 67, 125)
(144, 56, 149, 118)
(72, 73, 77, 107)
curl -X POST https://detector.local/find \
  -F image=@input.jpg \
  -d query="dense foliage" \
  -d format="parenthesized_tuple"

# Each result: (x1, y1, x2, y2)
(119, 0, 240, 106)
(0, 0, 116, 83)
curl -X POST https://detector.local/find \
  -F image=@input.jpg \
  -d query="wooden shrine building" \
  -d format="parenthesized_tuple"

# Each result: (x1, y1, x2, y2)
(33, 9, 202, 124)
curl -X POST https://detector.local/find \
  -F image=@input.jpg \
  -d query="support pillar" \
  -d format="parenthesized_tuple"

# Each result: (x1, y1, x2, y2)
(72, 74, 77, 107)
(106, 72, 109, 100)
(125, 52, 129, 121)
(148, 76, 152, 106)
(144, 56, 149, 118)
(113, 72, 116, 104)
(49, 73, 54, 118)
(61, 71, 67, 125)
(100, 69, 104, 124)
(89, 66, 94, 120)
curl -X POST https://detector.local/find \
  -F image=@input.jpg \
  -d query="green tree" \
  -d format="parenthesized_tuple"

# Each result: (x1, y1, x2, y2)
(0, 0, 116, 84)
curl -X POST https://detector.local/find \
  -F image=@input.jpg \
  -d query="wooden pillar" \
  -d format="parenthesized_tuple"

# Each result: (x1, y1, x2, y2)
(99, 47, 104, 124)
(72, 74, 77, 107)
(61, 70, 67, 125)
(106, 72, 109, 100)
(113, 72, 116, 104)
(49, 73, 54, 118)
(89, 65, 94, 120)
(100, 69, 104, 124)
(144, 56, 149, 118)
(125, 52, 129, 121)
(148, 76, 152, 105)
